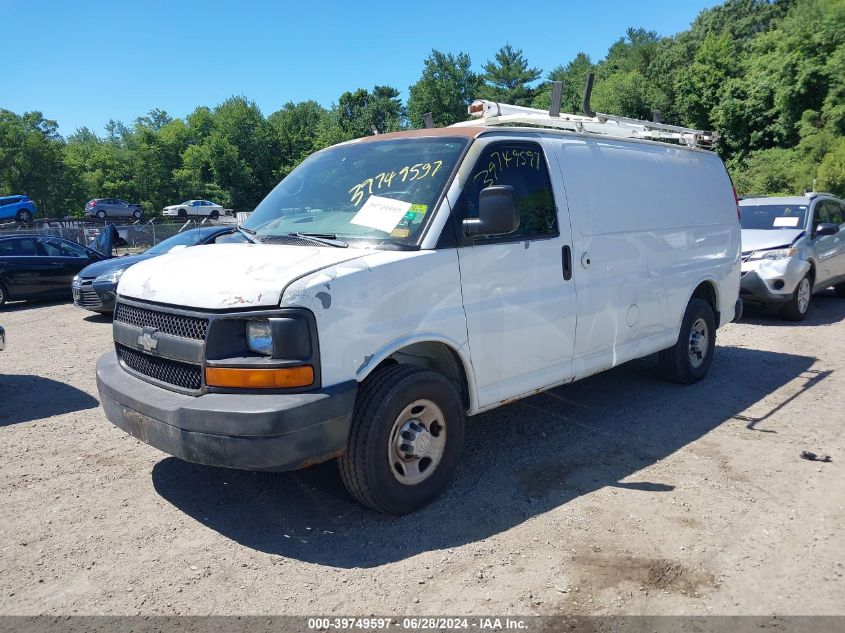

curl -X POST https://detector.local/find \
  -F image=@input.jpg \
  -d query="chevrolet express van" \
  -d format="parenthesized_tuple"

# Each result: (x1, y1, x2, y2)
(96, 101, 741, 513)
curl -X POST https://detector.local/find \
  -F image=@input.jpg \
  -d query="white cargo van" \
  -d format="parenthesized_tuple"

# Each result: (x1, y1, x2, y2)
(97, 93, 741, 513)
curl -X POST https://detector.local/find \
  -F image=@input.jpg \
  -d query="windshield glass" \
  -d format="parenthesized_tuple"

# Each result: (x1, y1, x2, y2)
(740, 204, 808, 230)
(146, 229, 209, 254)
(244, 137, 468, 245)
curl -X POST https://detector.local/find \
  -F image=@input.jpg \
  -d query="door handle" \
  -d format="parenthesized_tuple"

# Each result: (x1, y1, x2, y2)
(562, 245, 572, 281)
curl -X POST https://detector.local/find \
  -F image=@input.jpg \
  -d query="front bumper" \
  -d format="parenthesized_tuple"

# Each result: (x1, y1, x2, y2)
(739, 256, 809, 305)
(73, 279, 116, 313)
(97, 352, 357, 471)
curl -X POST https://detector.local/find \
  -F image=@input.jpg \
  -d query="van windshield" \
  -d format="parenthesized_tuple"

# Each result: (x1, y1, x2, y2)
(244, 137, 468, 246)
(740, 204, 808, 230)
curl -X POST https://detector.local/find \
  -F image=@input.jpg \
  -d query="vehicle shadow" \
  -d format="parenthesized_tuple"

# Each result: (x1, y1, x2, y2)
(741, 289, 845, 326)
(0, 375, 100, 426)
(152, 345, 820, 568)
(0, 298, 70, 313)
(83, 312, 112, 323)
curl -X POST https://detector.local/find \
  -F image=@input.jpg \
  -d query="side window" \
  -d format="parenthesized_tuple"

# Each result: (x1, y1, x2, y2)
(830, 202, 844, 226)
(460, 142, 557, 242)
(0, 238, 38, 255)
(811, 202, 829, 231)
(41, 239, 87, 258)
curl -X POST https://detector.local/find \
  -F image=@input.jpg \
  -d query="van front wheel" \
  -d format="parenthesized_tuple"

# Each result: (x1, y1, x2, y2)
(658, 298, 716, 384)
(339, 364, 465, 514)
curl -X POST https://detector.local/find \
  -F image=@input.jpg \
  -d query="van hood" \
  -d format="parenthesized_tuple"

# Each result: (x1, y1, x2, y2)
(117, 243, 369, 310)
(741, 228, 804, 253)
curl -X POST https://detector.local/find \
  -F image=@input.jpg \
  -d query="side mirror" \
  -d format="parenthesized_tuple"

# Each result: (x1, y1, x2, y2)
(815, 222, 839, 237)
(463, 185, 520, 237)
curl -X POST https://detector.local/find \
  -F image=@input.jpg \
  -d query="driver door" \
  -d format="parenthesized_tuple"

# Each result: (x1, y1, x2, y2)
(455, 138, 577, 410)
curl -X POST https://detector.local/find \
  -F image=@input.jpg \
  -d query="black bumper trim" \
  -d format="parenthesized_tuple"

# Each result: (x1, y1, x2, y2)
(739, 270, 791, 304)
(96, 352, 357, 471)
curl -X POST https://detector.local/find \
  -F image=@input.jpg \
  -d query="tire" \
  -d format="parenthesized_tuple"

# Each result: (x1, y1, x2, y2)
(210, 209, 219, 220)
(780, 273, 812, 321)
(338, 364, 465, 514)
(658, 297, 717, 384)
(0, 282, 7, 307)
(16, 209, 32, 223)
(132, 209, 142, 220)
(178, 208, 187, 218)
(96, 209, 106, 219)
(834, 283, 845, 299)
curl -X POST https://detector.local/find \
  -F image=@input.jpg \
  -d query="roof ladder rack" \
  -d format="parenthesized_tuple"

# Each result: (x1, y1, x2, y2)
(451, 72, 718, 149)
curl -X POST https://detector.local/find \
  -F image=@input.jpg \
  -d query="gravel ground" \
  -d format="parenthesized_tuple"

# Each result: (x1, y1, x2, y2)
(0, 294, 843, 616)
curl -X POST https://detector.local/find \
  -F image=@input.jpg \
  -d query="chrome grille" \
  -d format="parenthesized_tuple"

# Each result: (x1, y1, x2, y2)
(116, 344, 202, 391)
(114, 303, 208, 340)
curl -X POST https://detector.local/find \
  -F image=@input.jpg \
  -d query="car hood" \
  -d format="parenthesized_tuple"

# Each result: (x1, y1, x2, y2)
(117, 243, 370, 309)
(80, 253, 156, 279)
(741, 228, 804, 253)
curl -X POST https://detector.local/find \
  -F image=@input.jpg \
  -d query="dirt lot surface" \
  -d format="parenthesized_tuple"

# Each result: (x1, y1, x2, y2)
(0, 296, 843, 616)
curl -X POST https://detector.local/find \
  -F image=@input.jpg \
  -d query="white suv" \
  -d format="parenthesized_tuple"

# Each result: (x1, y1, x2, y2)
(96, 106, 741, 513)
(739, 194, 845, 320)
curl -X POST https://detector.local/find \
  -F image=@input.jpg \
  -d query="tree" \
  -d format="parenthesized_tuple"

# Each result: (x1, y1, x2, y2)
(317, 85, 405, 145)
(407, 50, 482, 128)
(532, 53, 594, 113)
(480, 44, 541, 106)
(268, 100, 327, 178)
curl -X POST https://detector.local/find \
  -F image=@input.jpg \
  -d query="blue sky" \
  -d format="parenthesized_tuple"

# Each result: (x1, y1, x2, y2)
(1, 0, 719, 136)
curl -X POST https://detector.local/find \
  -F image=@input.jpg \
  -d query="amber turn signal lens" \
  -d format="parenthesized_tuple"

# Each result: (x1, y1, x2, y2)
(206, 366, 314, 389)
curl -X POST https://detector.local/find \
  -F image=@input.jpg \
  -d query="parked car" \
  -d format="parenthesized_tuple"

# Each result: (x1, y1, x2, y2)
(73, 226, 246, 314)
(739, 193, 845, 320)
(162, 200, 227, 219)
(96, 97, 741, 514)
(85, 198, 143, 220)
(0, 235, 108, 306)
(0, 195, 37, 223)
(0, 324, 5, 350)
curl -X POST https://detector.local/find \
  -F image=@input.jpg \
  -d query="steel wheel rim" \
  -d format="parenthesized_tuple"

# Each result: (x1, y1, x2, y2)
(388, 398, 447, 485)
(688, 317, 709, 369)
(797, 278, 811, 313)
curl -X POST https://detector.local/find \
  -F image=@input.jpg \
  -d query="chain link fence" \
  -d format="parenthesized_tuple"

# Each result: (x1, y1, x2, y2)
(0, 217, 245, 254)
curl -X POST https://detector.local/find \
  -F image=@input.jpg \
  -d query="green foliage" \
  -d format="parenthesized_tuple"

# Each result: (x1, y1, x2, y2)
(408, 50, 482, 128)
(1, 0, 843, 216)
(480, 44, 541, 106)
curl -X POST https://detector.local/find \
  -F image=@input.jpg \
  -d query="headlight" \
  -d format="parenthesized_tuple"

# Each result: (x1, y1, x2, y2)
(748, 247, 797, 261)
(95, 269, 124, 284)
(246, 321, 273, 356)
(72, 275, 79, 285)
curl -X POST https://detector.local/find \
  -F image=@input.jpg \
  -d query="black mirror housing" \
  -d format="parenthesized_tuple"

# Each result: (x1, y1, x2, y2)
(815, 222, 839, 237)
(463, 185, 520, 237)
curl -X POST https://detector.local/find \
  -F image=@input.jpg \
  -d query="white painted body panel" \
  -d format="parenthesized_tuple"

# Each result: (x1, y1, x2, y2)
(281, 250, 474, 406)
(117, 243, 369, 309)
(548, 136, 740, 381)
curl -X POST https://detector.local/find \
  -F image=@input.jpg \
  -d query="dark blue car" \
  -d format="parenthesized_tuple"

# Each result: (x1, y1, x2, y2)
(72, 225, 246, 314)
(0, 195, 37, 223)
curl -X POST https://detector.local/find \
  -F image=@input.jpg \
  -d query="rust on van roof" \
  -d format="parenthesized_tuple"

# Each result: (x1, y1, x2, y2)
(348, 127, 486, 143)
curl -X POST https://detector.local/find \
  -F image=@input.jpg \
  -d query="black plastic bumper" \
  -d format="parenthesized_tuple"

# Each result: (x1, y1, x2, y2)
(96, 352, 357, 471)
(739, 271, 791, 304)
(73, 280, 116, 313)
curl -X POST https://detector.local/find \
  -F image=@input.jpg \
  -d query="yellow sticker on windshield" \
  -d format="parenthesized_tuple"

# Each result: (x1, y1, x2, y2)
(390, 228, 411, 238)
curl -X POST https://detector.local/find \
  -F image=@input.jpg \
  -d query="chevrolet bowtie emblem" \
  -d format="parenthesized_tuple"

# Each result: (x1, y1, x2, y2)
(138, 327, 159, 353)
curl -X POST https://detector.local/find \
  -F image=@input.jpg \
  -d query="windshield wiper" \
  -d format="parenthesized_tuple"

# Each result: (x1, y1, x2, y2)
(286, 232, 348, 248)
(236, 226, 258, 242)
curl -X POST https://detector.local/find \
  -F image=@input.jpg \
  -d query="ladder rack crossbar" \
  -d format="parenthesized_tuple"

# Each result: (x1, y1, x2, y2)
(454, 99, 718, 148)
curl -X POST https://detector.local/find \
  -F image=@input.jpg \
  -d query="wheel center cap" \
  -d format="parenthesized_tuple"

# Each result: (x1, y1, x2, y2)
(397, 419, 431, 459)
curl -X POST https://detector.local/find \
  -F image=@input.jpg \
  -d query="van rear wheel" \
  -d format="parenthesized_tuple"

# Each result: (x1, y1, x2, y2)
(338, 364, 465, 514)
(658, 298, 716, 384)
